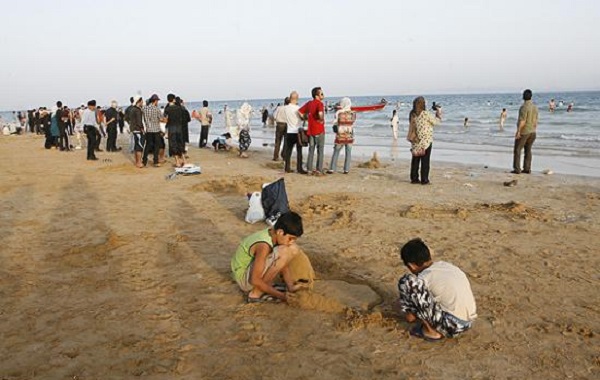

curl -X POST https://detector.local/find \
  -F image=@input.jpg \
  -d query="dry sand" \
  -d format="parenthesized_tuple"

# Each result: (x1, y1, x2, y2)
(1, 134, 599, 379)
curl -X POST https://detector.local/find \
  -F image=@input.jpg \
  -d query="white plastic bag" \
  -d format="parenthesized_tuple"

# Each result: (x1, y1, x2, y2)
(245, 191, 265, 224)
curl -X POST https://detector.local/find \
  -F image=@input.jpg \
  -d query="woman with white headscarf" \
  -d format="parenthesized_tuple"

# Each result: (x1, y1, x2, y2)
(327, 97, 356, 174)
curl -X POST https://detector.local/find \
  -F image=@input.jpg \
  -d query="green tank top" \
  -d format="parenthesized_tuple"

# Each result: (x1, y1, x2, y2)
(231, 229, 273, 282)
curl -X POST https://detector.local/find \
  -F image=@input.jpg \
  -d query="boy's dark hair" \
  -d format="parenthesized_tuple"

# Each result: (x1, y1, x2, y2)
(311, 87, 322, 99)
(274, 211, 303, 237)
(87, 100, 96, 106)
(523, 89, 533, 101)
(284, 97, 290, 105)
(129, 97, 134, 104)
(56, 101, 62, 108)
(167, 93, 176, 102)
(400, 238, 431, 266)
(203, 100, 209, 107)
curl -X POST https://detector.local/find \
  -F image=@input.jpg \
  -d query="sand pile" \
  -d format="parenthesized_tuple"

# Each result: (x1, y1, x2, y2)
(191, 175, 271, 195)
(358, 152, 384, 169)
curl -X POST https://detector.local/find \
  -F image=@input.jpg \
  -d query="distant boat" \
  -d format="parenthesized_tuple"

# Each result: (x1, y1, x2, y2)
(334, 99, 388, 113)
(351, 102, 387, 112)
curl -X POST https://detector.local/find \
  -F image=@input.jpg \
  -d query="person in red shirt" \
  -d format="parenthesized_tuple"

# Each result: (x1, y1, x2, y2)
(299, 87, 326, 175)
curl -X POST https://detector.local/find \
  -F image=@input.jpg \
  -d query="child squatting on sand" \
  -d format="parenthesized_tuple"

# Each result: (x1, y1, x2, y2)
(231, 212, 306, 303)
(398, 238, 477, 342)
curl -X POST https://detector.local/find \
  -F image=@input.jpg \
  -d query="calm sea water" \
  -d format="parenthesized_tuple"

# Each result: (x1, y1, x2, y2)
(3, 91, 599, 175)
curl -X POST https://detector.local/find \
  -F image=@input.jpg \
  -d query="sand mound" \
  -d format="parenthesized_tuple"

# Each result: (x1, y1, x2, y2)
(293, 193, 357, 225)
(288, 279, 381, 314)
(401, 204, 470, 220)
(192, 175, 272, 195)
(358, 152, 384, 169)
(313, 280, 381, 310)
(337, 309, 398, 331)
(288, 290, 346, 313)
(287, 250, 316, 290)
(479, 201, 548, 221)
(264, 161, 284, 170)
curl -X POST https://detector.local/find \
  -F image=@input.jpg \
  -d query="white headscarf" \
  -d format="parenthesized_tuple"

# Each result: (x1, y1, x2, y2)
(236, 102, 253, 130)
(335, 97, 352, 122)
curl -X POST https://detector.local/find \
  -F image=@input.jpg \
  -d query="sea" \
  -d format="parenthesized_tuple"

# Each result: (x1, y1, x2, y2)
(3, 91, 600, 177)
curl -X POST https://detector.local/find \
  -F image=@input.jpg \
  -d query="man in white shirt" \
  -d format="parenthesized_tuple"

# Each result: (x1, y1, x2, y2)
(81, 100, 99, 160)
(281, 91, 307, 174)
(272, 98, 289, 161)
(397, 238, 477, 341)
(195, 100, 213, 148)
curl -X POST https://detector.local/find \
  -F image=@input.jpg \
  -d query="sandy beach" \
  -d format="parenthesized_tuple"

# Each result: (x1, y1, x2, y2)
(1, 133, 599, 379)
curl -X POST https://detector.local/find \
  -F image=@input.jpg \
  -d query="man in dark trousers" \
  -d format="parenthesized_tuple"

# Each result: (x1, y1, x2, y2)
(164, 94, 186, 167)
(81, 100, 99, 160)
(512, 89, 539, 174)
(129, 95, 146, 168)
(57, 103, 70, 151)
(105, 101, 121, 151)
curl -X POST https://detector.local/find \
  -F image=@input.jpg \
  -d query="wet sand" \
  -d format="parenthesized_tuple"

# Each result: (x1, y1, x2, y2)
(0, 134, 599, 379)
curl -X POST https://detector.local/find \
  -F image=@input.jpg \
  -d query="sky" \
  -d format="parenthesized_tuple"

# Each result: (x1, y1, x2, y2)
(0, 0, 599, 109)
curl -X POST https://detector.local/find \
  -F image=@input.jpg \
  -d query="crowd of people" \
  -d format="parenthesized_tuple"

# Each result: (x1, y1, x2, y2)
(4, 87, 545, 184)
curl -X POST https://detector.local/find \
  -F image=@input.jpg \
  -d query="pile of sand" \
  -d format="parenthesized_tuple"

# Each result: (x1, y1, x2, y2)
(358, 152, 384, 169)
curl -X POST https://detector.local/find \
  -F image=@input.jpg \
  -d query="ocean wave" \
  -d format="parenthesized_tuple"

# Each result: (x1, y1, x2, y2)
(559, 134, 600, 142)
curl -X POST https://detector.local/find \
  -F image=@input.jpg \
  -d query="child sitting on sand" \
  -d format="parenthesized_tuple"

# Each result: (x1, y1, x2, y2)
(397, 238, 477, 341)
(231, 211, 306, 303)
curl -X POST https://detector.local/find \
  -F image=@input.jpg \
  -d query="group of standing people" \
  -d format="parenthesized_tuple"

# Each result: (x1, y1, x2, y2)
(266, 88, 540, 184)
(269, 87, 358, 176)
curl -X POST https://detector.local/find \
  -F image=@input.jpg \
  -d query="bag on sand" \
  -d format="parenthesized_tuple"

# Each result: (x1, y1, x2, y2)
(298, 128, 309, 147)
(407, 118, 418, 143)
(245, 192, 265, 224)
(261, 178, 290, 224)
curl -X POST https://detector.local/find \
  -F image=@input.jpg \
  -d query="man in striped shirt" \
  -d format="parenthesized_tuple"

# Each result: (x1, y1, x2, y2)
(142, 94, 166, 167)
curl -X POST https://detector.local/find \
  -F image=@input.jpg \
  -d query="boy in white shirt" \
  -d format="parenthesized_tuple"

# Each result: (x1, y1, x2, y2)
(398, 238, 477, 341)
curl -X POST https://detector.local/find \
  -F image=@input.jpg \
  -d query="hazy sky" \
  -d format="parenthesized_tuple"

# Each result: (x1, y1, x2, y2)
(1, 0, 598, 109)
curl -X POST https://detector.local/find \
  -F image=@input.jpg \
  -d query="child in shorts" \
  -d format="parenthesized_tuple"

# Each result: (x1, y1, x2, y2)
(398, 238, 477, 341)
(231, 211, 306, 303)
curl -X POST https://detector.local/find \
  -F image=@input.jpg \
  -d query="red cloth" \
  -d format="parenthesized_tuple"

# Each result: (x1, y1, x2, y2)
(299, 99, 325, 136)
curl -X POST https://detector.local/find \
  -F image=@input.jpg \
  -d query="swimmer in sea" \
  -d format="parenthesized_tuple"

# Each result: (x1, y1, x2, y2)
(499, 108, 507, 131)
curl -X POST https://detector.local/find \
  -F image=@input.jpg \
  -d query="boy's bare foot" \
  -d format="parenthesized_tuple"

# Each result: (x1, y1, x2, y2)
(409, 322, 444, 342)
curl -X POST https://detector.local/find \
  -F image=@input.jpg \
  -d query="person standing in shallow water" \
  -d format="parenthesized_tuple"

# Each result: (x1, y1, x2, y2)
(512, 89, 538, 174)
(390, 109, 399, 140)
(407, 96, 441, 185)
(499, 108, 507, 131)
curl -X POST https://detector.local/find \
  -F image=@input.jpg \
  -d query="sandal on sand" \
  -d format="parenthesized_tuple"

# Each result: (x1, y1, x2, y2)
(247, 294, 279, 304)
(409, 324, 444, 342)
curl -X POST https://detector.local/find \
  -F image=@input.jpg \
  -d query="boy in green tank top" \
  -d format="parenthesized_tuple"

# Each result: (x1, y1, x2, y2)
(231, 211, 306, 303)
